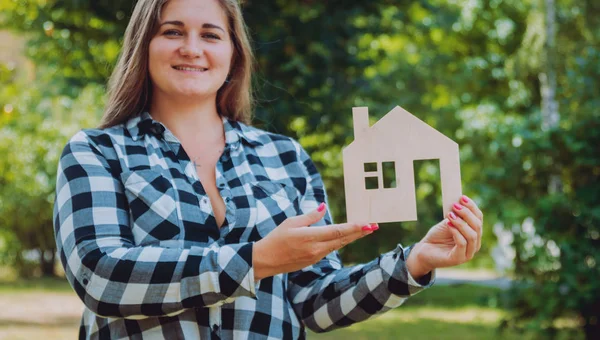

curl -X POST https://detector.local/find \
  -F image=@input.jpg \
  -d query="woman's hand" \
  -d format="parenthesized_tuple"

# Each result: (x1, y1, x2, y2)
(406, 195, 484, 279)
(253, 203, 377, 280)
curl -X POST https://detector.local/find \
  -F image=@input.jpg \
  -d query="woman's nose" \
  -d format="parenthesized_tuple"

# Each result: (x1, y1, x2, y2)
(179, 38, 203, 58)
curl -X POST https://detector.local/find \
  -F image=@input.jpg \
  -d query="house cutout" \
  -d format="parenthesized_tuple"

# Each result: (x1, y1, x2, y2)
(343, 106, 462, 223)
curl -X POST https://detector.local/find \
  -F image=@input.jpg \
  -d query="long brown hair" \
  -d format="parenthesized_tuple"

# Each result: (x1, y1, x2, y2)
(99, 0, 254, 128)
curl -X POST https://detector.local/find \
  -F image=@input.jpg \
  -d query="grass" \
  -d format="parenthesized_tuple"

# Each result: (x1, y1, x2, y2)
(309, 284, 584, 340)
(0, 276, 74, 293)
(0, 277, 585, 340)
(309, 284, 512, 340)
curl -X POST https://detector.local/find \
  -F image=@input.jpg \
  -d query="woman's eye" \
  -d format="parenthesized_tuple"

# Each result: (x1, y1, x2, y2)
(162, 30, 220, 40)
(203, 33, 221, 40)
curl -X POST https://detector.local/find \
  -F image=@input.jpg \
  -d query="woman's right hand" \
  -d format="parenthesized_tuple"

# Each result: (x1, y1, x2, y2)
(253, 203, 378, 280)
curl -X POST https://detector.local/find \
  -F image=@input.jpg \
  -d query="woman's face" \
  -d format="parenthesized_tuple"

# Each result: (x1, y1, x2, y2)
(149, 0, 233, 102)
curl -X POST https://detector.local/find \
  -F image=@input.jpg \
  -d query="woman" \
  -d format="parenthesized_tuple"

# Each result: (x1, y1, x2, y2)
(53, 0, 484, 339)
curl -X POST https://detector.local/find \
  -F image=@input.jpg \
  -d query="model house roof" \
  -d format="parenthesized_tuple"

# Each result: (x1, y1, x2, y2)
(345, 105, 458, 159)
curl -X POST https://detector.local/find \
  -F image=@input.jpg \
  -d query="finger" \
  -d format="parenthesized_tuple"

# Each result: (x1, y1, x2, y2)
(452, 202, 482, 252)
(319, 224, 375, 254)
(448, 212, 477, 260)
(460, 195, 483, 222)
(286, 202, 327, 228)
(478, 223, 483, 252)
(459, 195, 484, 252)
(310, 222, 377, 242)
(447, 220, 468, 262)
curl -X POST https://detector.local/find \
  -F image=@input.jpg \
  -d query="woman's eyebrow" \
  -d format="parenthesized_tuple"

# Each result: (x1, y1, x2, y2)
(159, 20, 225, 33)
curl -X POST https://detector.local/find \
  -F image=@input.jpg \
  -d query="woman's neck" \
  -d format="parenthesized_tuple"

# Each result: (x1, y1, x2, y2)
(149, 93, 224, 145)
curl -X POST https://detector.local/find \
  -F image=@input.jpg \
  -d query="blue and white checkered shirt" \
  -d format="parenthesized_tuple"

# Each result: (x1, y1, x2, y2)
(53, 112, 435, 339)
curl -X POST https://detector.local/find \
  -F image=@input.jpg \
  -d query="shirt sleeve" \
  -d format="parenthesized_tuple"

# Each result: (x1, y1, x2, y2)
(53, 130, 257, 320)
(286, 141, 436, 333)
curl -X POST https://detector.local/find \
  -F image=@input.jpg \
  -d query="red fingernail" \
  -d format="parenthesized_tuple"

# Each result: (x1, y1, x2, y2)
(453, 203, 462, 210)
(317, 203, 326, 212)
(370, 223, 379, 231)
(449, 212, 457, 220)
(362, 225, 372, 231)
(448, 221, 455, 227)
(461, 195, 469, 204)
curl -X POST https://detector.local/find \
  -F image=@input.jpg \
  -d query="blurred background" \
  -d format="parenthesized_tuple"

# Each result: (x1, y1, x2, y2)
(0, 0, 598, 339)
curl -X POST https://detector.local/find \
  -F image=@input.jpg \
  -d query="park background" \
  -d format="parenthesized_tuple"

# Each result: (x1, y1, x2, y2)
(0, 0, 598, 339)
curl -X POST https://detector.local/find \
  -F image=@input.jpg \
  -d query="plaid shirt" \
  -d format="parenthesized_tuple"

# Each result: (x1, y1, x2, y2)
(53, 112, 435, 339)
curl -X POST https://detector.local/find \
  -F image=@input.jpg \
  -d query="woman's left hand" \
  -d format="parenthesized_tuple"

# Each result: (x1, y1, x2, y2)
(406, 195, 484, 278)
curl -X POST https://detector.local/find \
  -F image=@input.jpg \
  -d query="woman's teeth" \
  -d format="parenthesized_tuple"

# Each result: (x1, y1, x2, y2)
(173, 66, 207, 71)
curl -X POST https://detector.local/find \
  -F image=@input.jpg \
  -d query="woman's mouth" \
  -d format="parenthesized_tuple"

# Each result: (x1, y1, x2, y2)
(172, 66, 208, 72)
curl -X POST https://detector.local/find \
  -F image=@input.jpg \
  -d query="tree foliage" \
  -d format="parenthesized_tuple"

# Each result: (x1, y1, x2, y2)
(0, 0, 598, 337)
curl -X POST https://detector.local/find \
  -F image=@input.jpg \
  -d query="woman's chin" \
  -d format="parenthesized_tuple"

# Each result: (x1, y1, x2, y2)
(172, 89, 218, 100)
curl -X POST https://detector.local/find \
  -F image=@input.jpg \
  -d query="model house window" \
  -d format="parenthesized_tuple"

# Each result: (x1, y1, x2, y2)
(364, 161, 396, 190)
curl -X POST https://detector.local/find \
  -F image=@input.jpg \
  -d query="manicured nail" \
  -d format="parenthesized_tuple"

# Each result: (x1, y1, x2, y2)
(362, 225, 372, 231)
(449, 212, 457, 220)
(453, 203, 462, 210)
(448, 220, 455, 227)
(317, 203, 326, 212)
(370, 223, 379, 231)
(461, 195, 469, 204)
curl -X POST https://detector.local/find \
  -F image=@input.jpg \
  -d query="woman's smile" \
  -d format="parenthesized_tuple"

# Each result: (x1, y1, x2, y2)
(172, 65, 209, 73)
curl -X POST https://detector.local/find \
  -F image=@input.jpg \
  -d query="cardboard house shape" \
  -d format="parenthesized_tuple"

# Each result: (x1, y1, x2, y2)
(343, 106, 462, 223)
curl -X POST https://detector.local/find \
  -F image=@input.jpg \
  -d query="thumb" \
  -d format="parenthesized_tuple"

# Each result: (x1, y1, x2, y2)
(286, 202, 327, 228)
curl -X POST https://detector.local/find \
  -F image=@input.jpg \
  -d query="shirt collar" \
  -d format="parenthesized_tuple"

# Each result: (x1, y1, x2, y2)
(125, 111, 263, 147)
(222, 117, 264, 147)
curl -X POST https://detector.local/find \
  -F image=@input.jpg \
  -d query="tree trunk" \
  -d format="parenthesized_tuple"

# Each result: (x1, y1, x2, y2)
(14, 251, 31, 279)
(39, 248, 57, 277)
(582, 299, 600, 340)
(583, 319, 600, 340)
(539, 0, 559, 132)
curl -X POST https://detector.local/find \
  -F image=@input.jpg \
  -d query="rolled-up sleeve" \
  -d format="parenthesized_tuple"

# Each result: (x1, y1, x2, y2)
(53, 131, 257, 319)
(286, 141, 435, 333)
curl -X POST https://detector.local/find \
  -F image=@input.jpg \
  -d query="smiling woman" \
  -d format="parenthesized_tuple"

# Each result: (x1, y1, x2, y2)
(100, 0, 254, 129)
(149, 1, 233, 102)
(52, 0, 483, 339)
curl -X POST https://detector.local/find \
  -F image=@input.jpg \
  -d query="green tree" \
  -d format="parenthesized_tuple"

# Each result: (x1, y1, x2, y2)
(0, 2, 598, 338)
(0, 59, 103, 276)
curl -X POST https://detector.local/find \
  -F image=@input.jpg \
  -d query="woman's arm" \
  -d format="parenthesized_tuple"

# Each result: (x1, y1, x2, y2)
(286, 142, 435, 333)
(54, 130, 257, 319)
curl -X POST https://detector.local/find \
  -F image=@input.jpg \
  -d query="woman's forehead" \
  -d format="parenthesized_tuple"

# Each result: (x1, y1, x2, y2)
(160, 0, 228, 29)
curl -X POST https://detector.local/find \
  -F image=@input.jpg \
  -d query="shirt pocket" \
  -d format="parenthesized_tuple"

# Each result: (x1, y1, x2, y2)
(120, 169, 181, 245)
(251, 181, 300, 238)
